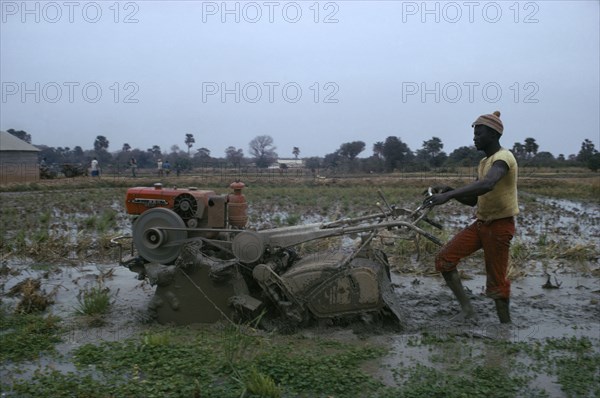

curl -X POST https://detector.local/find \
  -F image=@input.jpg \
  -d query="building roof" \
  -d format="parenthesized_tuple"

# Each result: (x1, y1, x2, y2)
(277, 158, 303, 164)
(0, 131, 40, 152)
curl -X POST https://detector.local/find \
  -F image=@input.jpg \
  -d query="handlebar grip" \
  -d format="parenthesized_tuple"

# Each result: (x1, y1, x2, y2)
(421, 231, 443, 246)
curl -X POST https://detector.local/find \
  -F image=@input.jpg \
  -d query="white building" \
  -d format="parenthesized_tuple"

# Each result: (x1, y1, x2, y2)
(272, 158, 304, 169)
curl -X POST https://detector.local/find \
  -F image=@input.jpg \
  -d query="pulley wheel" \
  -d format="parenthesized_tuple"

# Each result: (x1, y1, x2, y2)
(133, 208, 187, 264)
(232, 231, 265, 264)
(173, 193, 197, 219)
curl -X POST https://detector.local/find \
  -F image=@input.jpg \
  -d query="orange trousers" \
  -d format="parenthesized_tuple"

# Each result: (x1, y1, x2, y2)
(435, 217, 515, 299)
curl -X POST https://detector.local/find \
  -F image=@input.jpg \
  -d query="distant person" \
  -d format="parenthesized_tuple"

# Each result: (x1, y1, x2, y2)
(40, 157, 47, 168)
(130, 157, 137, 178)
(157, 159, 163, 177)
(90, 157, 100, 177)
(163, 160, 171, 176)
(423, 111, 518, 324)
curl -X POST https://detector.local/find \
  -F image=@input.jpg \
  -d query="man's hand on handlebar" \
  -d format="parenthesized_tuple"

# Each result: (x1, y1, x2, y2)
(422, 185, 453, 209)
(422, 193, 450, 209)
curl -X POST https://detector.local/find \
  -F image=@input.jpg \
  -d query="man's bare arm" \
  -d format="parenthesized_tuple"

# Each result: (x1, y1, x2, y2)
(424, 160, 509, 208)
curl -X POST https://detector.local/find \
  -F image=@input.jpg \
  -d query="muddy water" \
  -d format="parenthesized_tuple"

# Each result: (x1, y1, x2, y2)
(391, 271, 599, 340)
(4, 260, 596, 344)
(1, 261, 153, 344)
(518, 195, 600, 247)
(0, 261, 153, 383)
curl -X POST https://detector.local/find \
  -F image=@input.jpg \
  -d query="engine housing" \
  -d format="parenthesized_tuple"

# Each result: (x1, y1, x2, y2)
(125, 183, 243, 229)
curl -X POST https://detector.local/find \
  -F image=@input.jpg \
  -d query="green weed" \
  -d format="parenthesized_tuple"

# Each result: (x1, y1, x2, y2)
(0, 310, 62, 362)
(5, 326, 390, 398)
(75, 285, 111, 317)
(141, 331, 171, 348)
(510, 238, 530, 263)
(83, 215, 97, 229)
(97, 209, 118, 232)
(4, 322, 600, 398)
(271, 214, 281, 226)
(31, 229, 49, 243)
(540, 337, 600, 397)
(12, 229, 27, 252)
(285, 213, 301, 226)
(38, 210, 51, 225)
(240, 366, 282, 398)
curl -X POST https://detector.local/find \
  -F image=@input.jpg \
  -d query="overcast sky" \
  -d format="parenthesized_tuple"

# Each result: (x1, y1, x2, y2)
(1, 0, 599, 159)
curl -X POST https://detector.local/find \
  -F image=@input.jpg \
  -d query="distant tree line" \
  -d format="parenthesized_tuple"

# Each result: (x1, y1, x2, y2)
(6, 129, 600, 173)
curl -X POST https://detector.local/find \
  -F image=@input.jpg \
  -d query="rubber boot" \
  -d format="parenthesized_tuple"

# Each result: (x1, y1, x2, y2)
(495, 298, 511, 324)
(442, 270, 475, 321)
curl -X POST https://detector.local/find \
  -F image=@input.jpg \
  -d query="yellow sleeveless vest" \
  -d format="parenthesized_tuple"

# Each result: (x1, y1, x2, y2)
(476, 148, 519, 221)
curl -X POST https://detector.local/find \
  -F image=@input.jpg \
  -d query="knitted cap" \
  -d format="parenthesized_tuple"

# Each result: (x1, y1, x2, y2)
(472, 111, 503, 135)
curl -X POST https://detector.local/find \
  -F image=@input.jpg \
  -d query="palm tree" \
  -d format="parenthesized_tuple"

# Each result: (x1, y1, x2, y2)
(524, 138, 539, 158)
(185, 134, 195, 156)
(93, 135, 109, 152)
(373, 142, 384, 159)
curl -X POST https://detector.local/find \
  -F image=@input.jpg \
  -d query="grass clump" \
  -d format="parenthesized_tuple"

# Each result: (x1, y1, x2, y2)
(97, 209, 118, 232)
(510, 238, 530, 263)
(284, 213, 301, 226)
(238, 366, 282, 398)
(75, 285, 111, 317)
(556, 243, 597, 262)
(141, 331, 171, 348)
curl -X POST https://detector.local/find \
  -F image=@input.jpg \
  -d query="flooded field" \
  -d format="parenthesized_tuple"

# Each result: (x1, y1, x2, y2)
(1, 177, 598, 397)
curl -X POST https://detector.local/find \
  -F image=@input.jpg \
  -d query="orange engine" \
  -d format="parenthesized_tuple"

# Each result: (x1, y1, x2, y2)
(125, 183, 247, 229)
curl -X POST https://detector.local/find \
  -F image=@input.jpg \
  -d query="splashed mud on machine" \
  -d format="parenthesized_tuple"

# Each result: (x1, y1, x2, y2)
(112, 182, 442, 328)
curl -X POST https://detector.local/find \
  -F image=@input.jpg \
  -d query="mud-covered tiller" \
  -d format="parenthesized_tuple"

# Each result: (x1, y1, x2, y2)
(111, 182, 442, 327)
